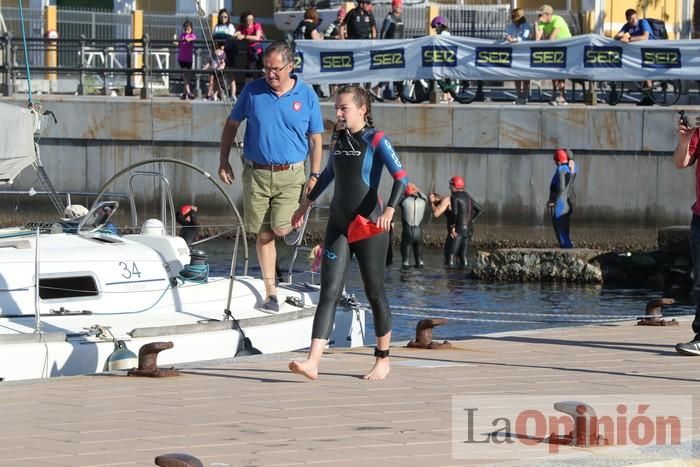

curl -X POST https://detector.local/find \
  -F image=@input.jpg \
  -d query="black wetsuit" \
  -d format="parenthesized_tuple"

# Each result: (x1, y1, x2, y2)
(176, 211, 199, 246)
(438, 204, 454, 265)
(446, 191, 483, 268)
(307, 126, 408, 339)
(548, 163, 576, 248)
(400, 192, 427, 267)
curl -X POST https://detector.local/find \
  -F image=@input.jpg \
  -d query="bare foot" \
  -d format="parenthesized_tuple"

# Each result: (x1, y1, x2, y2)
(363, 358, 390, 381)
(288, 360, 319, 380)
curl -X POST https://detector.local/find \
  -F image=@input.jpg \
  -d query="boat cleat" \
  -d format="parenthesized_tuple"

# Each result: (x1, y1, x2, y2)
(637, 298, 678, 326)
(407, 318, 452, 349)
(128, 341, 179, 377)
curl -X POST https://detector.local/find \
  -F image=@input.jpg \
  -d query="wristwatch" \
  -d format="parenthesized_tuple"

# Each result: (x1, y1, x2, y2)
(309, 172, 321, 179)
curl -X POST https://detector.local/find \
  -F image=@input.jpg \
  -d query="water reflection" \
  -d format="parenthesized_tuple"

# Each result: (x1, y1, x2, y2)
(204, 241, 695, 343)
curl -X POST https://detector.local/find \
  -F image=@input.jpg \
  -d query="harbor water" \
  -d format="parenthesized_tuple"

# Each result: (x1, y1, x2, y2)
(204, 240, 696, 344)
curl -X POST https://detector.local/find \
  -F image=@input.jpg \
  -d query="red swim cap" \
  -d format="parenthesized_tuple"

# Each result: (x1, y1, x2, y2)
(179, 204, 193, 216)
(392, 0, 402, 8)
(553, 148, 569, 164)
(449, 176, 464, 189)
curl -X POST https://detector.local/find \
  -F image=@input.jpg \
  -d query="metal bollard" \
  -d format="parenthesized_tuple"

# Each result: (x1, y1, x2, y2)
(548, 400, 608, 447)
(127, 341, 179, 377)
(154, 453, 203, 467)
(407, 318, 452, 349)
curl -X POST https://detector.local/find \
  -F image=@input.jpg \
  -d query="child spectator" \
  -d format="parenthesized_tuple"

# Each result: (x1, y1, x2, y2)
(505, 8, 531, 105)
(235, 11, 265, 75)
(204, 41, 226, 101)
(176, 20, 196, 100)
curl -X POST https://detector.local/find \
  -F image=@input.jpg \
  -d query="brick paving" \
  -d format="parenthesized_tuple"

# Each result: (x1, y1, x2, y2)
(0, 318, 699, 466)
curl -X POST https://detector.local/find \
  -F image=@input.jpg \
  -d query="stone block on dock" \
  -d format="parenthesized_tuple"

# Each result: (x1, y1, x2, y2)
(658, 226, 690, 255)
(473, 248, 603, 283)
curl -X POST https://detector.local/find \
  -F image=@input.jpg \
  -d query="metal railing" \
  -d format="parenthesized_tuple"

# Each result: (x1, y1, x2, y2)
(0, 34, 263, 98)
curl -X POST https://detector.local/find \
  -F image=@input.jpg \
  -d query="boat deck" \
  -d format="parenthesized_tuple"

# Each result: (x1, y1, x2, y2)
(1, 317, 699, 466)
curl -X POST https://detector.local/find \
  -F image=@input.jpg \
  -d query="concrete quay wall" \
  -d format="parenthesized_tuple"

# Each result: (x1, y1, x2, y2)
(0, 96, 693, 231)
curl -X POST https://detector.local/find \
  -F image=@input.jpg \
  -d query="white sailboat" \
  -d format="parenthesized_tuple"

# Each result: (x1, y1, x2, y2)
(0, 100, 365, 381)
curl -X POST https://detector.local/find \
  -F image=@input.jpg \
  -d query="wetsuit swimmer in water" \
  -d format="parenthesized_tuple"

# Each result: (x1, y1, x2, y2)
(429, 191, 453, 265)
(289, 85, 408, 381)
(446, 176, 483, 268)
(400, 183, 427, 268)
(547, 148, 576, 248)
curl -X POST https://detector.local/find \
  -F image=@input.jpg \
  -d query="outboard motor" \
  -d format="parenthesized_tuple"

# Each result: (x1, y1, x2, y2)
(178, 249, 209, 283)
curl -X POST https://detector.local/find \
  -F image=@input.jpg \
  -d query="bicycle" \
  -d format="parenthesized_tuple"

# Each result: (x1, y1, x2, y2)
(396, 79, 479, 104)
(598, 80, 681, 106)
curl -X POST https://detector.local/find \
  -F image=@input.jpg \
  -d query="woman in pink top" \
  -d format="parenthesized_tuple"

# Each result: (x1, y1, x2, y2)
(176, 20, 196, 100)
(235, 11, 265, 72)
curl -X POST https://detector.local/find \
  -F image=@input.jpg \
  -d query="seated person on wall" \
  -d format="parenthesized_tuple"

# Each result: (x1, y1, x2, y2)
(615, 8, 657, 106)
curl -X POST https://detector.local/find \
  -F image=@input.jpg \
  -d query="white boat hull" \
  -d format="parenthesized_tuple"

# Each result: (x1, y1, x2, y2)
(0, 228, 365, 381)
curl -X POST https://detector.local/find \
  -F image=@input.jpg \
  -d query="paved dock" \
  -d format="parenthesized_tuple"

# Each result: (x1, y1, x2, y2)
(1, 318, 699, 467)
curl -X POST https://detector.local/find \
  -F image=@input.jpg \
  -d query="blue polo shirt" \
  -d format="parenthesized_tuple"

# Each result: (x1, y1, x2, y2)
(230, 76, 324, 165)
(620, 18, 655, 39)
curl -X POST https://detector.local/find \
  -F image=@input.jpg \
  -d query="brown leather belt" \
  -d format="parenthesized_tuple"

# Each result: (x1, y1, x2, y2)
(251, 162, 295, 172)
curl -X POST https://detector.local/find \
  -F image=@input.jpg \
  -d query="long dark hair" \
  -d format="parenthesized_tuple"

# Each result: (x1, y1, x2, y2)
(217, 8, 230, 26)
(240, 10, 255, 26)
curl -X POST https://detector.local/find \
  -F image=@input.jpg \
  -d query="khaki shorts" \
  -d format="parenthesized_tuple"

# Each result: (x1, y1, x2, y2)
(242, 163, 305, 234)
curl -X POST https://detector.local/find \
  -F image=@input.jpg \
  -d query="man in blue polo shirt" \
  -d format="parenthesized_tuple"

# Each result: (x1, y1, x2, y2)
(219, 41, 323, 312)
(615, 8, 656, 42)
(615, 8, 656, 106)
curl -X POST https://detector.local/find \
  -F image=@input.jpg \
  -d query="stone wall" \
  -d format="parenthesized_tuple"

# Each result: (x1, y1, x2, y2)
(0, 97, 692, 238)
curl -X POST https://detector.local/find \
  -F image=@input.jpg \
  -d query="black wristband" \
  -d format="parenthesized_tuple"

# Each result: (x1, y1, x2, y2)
(309, 172, 321, 179)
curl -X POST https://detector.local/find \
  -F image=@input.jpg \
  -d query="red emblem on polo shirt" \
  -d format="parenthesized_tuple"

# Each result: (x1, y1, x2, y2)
(293, 101, 302, 111)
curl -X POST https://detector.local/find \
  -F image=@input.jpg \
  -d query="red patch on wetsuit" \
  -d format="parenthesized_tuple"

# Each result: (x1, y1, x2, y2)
(371, 131, 385, 148)
(392, 169, 407, 180)
(293, 101, 302, 111)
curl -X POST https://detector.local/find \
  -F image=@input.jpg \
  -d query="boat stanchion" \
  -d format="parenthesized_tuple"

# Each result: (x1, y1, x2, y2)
(407, 318, 452, 349)
(154, 452, 203, 467)
(127, 341, 179, 377)
(547, 401, 609, 447)
(637, 298, 678, 326)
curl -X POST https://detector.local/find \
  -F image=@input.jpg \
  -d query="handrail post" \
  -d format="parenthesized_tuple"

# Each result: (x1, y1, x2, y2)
(77, 34, 86, 96)
(102, 44, 109, 95)
(140, 33, 150, 100)
(125, 42, 134, 96)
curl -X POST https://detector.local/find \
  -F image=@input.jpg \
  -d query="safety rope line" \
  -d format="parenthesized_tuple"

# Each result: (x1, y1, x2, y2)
(386, 304, 680, 321)
(392, 311, 646, 324)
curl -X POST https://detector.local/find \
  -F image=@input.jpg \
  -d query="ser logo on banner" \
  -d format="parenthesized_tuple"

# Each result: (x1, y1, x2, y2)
(422, 46, 458, 67)
(475, 48, 512, 67)
(294, 52, 303, 73)
(530, 47, 567, 68)
(642, 48, 682, 68)
(320, 51, 354, 72)
(370, 48, 405, 70)
(583, 46, 623, 67)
